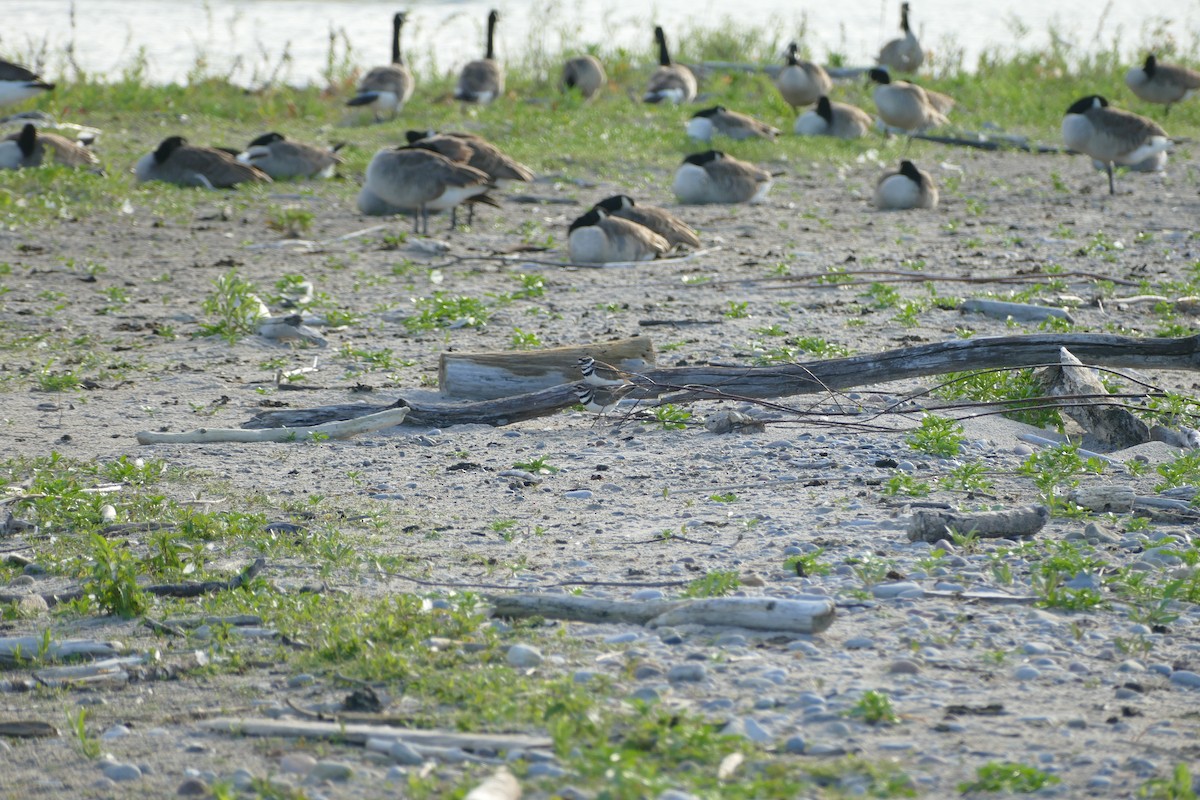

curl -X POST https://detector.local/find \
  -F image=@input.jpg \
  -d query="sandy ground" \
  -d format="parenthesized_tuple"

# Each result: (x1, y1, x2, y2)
(2, 138, 1200, 797)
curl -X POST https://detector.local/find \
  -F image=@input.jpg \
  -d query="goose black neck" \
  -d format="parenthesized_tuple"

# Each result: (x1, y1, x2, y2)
(391, 13, 404, 64)
(1145, 54, 1157, 76)
(785, 43, 799, 67)
(486, 10, 498, 59)
(655, 27, 671, 67)
(155, 136, 186, 163)
(900, 3, 910, 32)
(17, 123, 36, 156)
(816, 96, 832, 123)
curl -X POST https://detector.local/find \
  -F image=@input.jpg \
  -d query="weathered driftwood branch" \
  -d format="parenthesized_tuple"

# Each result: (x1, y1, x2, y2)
(907, 505, 1049, 543)
(0, 721, 58, 738)
(960, 299, 1075, 324)
(200, 717, 552, 752)
(1041, 348, 1150, 448)
(485, 594, 836, 635)
(465, 770, 522, 800)
(138, 407, 407, 444)
(245, 334, 1200, 430)
(0, 637, 120, 666)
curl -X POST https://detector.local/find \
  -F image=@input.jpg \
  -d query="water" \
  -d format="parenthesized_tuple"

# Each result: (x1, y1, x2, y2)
(2, 0, 1198, 86)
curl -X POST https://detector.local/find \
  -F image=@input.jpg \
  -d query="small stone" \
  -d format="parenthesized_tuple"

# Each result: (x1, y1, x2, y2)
(527, 763, 567, 778)
(177, 777, 209, 796)
(102, 763, 142, 782)
(506, 644, 543, 668)
(1169, 670, 1200, 689)
(100, 724, 131, 740)
(573, 670, 596, 684)
(783, 735, 806, 754)
(564, 489, 594, 500)
(288, 673, 316, 688)
(668, 663, 707, 683)
(844, 636, 874, 650)
(1023, 642, 1053, 655)
(389, 741, 424, 765)
(280, 753, 316, 775)
(309, 761, 353, 781)
(1014, 666, 1041, 681)
(230, 768, 255, 789)
(888, 659, 921, 675)
(872, 581, 924, 599)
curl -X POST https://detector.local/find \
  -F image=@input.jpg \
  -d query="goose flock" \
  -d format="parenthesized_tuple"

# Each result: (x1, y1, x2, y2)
(0, 3, 1194, 263)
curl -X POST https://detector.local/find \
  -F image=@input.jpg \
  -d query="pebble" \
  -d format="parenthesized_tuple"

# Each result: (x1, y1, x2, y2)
(844, 636, 874, 650)
(288, 673, 316, 688)
(1014, 666, 1041, 681)
(667, 663, 707, 682)
(280, 753, 316, 774)
(507, 644, 543, 667)
(888, 659, 921, 675)
(176, 778, 208, 796)
(527, 763, 568, 778)
(783, 735, 806, 754)
(101, 763, 142, 782)
(309, 761, 353, 781)
(1169, 670, 1200, 689)
(100, 724, 132, 740)
(564, 489, 593, 500)
(872, 581, 924, 599)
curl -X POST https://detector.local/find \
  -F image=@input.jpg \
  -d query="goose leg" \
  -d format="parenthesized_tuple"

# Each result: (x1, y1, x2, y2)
(410, 209, 420, 234)
(450, 206, 458, 230)
(1106, 163, 1115, 195)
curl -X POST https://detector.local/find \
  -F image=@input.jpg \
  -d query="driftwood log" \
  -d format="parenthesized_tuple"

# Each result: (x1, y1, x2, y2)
(439, 335, 654, 400)
(137, 407, 408, 445)
(201, 717, 552, 752)
(907, 505, 1049, 543)
(243, 334, 1200, 430)
(1040, 347, 1150, 448)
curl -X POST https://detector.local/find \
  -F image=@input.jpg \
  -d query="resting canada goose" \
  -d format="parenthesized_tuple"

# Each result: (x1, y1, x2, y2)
(134, 136, 270, 188)
(1, 123, 100, 169)
(562, 55, 606, 99)
(869, 68, 948, 133)
(568, 207, 669, 264)
(873, 160, 938, 210)
(686, 106, 779, 142)
(594, 195, 701, 250)
(1062, 95, 1171, 195)
(794, 96, 873, 139)
(672, 150, 772, 205)
(1125, 55, 1200, 115)
(237, 132, 342, 180)
(644, 27, 697, 104)
(0, 59, 54, 107)
(363, 145, 494, 233)
(878, 3, 924, 73)
(347, 12, 415, 121)
(455, 10, 504, 104)
(775, 43, 831, 112)
(405, 130, 533, 184)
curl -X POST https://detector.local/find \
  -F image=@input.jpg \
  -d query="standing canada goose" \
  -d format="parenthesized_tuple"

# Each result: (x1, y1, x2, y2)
(794, 96, 873, 139)
(873, 160, 938, 210)
(561, 55, 606, 99)
(869, 68, 948, 133)
(644, 26, 697, 104)
(455, 10, 504, 104)
(568, 207, 669, 264)
(594, 195, 701, 250)
(1125, 55, 1200, 115)
(347, 12, 415, 121)
(775, 43, 831, 112)
(686, 106, 780, 141)
(0, 59, 54, 107)
(1, 123, 100, 169)
(134, 136, 270, 188)
(363, 145, 494, 233)
(405, 130, 533, 184)
(1062, 95, 1171, 195)
(237, 133, 342, 180)
(878, 3, 924, 73)
(672, 150, 773, 205)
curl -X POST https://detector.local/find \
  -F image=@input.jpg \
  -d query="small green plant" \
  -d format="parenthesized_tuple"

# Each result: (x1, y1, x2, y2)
(1137, 763, 1197, 800)
(652, 404, 691, 430)
(849, 556, 891, 587)
(709, 492, 738, 503)
(404, 293, 491, 332)
(883, 474, 931, 497)
(1018, 443, 1104, 512)
(907, 415, 965, 457)
(67, 708, 102, 759)
(509, 327, 542, 349)
(724, 300, 750, 318)
(1155, 450, 1200, 491)
(682, 570, 740, 597)
(784, 548, 831, 577)
(85, 534, 149, 618)
(199, 270, 265, 343)
(940, 462, 992, 492)
(36, 360, 81, 392)
(958, 761, 1060, 793)
(266, 205, 315, 237)
(848, 690, 899, 725)
(512, 456, 559, 474)
(490, 519, 519, 540)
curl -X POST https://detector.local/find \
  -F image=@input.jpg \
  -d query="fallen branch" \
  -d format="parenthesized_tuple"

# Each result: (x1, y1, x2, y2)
(0, 721, 58, 738)
(200, 717, 552, 753)
(138, 407, 408, 444)
(907, 505, 1049, 543)
(485, 593, 836, 634)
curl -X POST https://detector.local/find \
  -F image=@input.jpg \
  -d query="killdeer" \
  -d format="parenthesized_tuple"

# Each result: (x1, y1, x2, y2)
(362, 145, 494, 233)
(567, 207, 670, 264)
(346, 12, 415, 121)
(593, 194, 701, 249)
(686, 106, 779, 142)
(577, 356, 633, 388)
(0, 59, 54, 107)
(562, 55, 606, 99)
(672, 150, 773, 205)
(574, 383, 626, 415)
(794, 96, 873, 139)
(1, 123, 101, 169)
(644, 26, 697, 104)
(878, 2, 924, 73)
(1062, 95, 1171, 195)
(455, 9, 504, 104)
(134, 136, 270, 188)
(1125, 54, 1200, 115)
(869, 68, 948, 133)
(237, 132, 342, 179)
(405, 130, 533, 184)
(873, 160, 938, 210)
(775, 42, 831, 112)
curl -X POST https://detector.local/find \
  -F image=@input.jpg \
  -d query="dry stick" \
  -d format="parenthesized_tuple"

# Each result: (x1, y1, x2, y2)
(713, 269, 1140, 290)
(0, 558, 265, 608)
(137, 407, 408, 445)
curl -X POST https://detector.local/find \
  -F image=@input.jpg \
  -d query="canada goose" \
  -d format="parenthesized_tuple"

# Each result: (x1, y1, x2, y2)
(878, 3, 924, 73)
(1, 123, 100, 169)
(363, 145, 494, 233)
(1125, 54, 1200, 115)
(644, 27, 697, 104)
(594, 194, 701, 250)
(134, 136, 270, 188)
(794, 96, 873, 139)
(672, 150, 773, 205)
(0, 59, 54, 107)
(455, 10, 504, 104)
(562, 55, 606, 99)
(869, 68, 948, 133)
(405, 130, 533, 184)
(775, 42, 831, 112)
(686, 106, 780, 142)
(873, 160, 938, 210)
(347, 12, 415, 121)
(1062, 95, 1171, 195)
(237, 133, 342, 180)
(568, 207, 669, 264)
